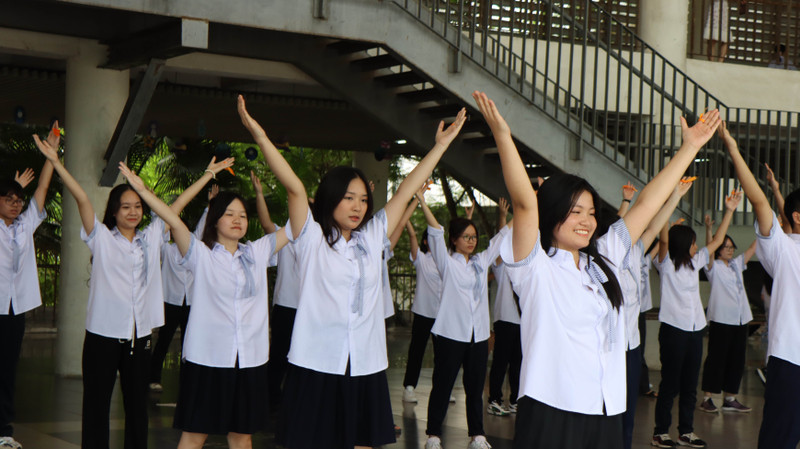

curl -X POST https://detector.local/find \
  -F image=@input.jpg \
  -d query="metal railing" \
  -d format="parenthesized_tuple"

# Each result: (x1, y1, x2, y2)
(689, 0, 799, 68)
(393, 0, 800, 223)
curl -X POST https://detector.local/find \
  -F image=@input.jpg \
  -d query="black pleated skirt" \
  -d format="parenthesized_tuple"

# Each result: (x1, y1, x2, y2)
(513, 396, 623, 449)
(173, 360, 269, 435)
(277, 363, 396, 449)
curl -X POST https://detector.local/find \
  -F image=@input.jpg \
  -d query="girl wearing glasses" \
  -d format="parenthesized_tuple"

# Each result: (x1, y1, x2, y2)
(698, 215, 756, 414)
(416, 188, 511, 449)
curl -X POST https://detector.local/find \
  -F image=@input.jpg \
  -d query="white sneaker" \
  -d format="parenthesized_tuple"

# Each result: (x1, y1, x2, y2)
(507, 402, 518, 413)
(149, 382, 163, 392)
(0, 436, 22, 449)
(425, 436, 443, 449)
(487, 400, 509, 416)
(403, 385, 418, 403)
(467, 436, 492, 449)
(449, 394, 456, 403)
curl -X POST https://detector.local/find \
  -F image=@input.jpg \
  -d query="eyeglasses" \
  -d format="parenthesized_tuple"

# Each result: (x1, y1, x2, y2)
(461, 235, 478, 242)
(721, 245, 736, 250)
(2, 196, 23, 207)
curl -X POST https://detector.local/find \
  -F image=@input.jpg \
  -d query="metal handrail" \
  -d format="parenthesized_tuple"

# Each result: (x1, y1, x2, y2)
(392, 0, 799, 224)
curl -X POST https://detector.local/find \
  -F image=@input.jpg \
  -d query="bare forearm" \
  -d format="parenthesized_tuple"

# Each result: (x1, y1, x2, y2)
(708, 208, 735, 252)
(390, 199, 417, 249)
(641, 193, 680, 248)
(32, 160, 54, 212)
(254, 190, 276, 233)
(387, 144, 447, 230)
(170, 172, 214, 215)
(417, 195, 442, 230)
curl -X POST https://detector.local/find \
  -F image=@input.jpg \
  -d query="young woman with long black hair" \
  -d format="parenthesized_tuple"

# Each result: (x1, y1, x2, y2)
(471, 90, 721, 449)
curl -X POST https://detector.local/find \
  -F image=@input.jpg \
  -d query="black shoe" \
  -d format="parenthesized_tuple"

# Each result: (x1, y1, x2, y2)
(652, 434, 677, 447)
(678, 433, 707, 448)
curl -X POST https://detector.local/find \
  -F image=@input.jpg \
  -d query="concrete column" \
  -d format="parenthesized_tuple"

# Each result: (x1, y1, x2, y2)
(639, 0, 690, 70)
(353, 152, 390, 210)
(55, 42, 128, 377)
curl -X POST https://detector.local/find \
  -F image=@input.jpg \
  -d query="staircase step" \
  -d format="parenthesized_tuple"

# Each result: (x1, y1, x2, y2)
(420, 104, 465, 119)
(327, 40, 380, 55)
(398, 88, 448, 103)
(375, 71, 425, 87)
(352, 54, 402, 71)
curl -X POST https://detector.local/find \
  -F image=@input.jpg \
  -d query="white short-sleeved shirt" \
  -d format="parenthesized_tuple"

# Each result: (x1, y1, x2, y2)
(490, 261, 520, 325)
(81, 215, 165, 339)
(755, 213, 800, 366)
(429, 225, 510, 343)
(381, 245, 395, 319)
(160, 207, 208, 307)
(0, 199, 46, 315)
(502, 219, 630, 416)
(179, 233, 277, 368)
(410, 250, 442, 319)
(273, 235, 300, 309)
(656, 247, 710, 332)
(704, 254, 753, 325)
(286, 209, 389, 376)
(640, 253, 654, 312)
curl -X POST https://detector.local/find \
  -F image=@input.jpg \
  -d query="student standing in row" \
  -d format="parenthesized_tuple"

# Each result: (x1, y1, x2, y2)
(148, 185, 216, 392)
(487, 197, 519, 416)
(418, 186, 511, 449)
(0, 127, 58, 449)
(472, 90, 721, 449)
(720, 121, 800, 449)
(34, 132, 232, 449)
(651, 190, 739, 448)
(699, 218, 756, 413)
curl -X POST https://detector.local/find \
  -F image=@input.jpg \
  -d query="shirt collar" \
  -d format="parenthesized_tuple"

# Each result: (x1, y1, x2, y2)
(111, 226, 144, 244)
(212, 241, 245, 257)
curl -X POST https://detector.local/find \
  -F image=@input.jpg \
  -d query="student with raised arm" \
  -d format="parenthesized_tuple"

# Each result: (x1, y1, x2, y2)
(402, 195, 443, 404)
(148, 185, 218, 393)
(765, 163, 792, 233)
(33, 132, 232, 449)
(472, 91, 721, 449)
(720, 120, 800, 449)
(615, 179, 694, 449)
(417, 185, 511, 449)
(652, 188, 738, 448)
(487, 197, 521, 416)
(0, 128, 57, 449)
(259, 97, 465, 449)
(699, 204, 757, 414)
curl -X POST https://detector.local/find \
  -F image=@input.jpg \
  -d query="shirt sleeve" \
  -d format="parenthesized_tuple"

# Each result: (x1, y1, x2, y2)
(362, 209, 389, 255)
(80, 216, 104, 253)
(178, 234, 201, 272)
(694, 247, 710, 271)
(145, 213, 166, 251)
(21, 197, 47, 231)
(426, 225, 451, 276)
(285, 208, 324, 267)
(477, 226, 511, 270)
(252, 231, 278, 267)
(734, 254, 747, 273)
(755, 213, 785, 276)
(596, 218, 633, 269)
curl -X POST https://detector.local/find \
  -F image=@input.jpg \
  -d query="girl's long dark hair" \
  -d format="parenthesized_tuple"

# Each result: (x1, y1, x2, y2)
(714, 235, 737, 258)
(537, 174, 624, 310)
(668, 225, 696, 271)
(201, 191, 248, 249)
(420, 228, 430, 254)
(312, 166, 373, 248)
(102, 184, 146, 230)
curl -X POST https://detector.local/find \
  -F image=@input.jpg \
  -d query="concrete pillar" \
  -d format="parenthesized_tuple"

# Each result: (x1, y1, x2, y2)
(353, 152, 390, 210)
(639, 0, 690, 70)
(55, 42, 128, 377)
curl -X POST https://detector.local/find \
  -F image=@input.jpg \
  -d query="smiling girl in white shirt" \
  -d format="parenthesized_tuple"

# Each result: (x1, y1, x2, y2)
(471, 91, 721, 449)
(33, 134, 232, 449)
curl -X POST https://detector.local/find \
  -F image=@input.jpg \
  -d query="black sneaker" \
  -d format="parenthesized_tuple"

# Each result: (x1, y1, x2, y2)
(652, 434, 677, 447)
(678, 433, 707, 448)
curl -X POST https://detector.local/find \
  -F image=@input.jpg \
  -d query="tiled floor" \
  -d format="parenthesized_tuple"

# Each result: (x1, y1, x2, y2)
(10, 322, 778, 448)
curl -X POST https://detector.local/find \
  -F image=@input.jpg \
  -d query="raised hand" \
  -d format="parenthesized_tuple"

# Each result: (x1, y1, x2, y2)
(676, 176, 693, 197)
(765, 163, 779, 187)
(250, 170, 263, 193)
(498, 197, 509, 217)
(118, 162, 147, 193)
(369, 180, 375, 193)
(32, 134, 60, 162)
(14, 168, 35, 189)
(208, 184, 219, 201)
(472, 91, 510, 136)
(465, 201, 475, 220)
(434, 108, 467, 147)
(716, 120, 737, 149)
(704, 214, 714, 228)
(206, 156, 235, 176)
(622, 182, 637, 201)
(237, 95, 268, 142)
(46, 121, 61, 148)
(725, 189, 743, 211)
(671, 218, 686, 227)
(681, 108, 721, 150)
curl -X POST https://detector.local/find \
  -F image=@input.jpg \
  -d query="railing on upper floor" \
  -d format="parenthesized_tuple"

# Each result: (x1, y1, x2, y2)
(688, 0, 799, 69)
(392, 0, 799, 224)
